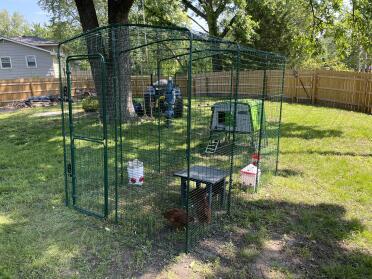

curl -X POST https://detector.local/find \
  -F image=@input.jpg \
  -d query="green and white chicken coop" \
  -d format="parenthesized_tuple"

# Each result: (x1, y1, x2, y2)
(205, 100, 265, 153)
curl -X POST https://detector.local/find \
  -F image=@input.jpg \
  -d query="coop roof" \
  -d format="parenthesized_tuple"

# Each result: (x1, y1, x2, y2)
(211, 99, 261, 109)
(212, 100, 263, 131)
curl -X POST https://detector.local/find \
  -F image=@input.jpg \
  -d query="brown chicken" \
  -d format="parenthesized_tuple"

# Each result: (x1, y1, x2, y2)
(190, 187, 207, 202)
(163, 208, 194, 229)
(190, 188, 212, 224)
(195, 192, 211, 224)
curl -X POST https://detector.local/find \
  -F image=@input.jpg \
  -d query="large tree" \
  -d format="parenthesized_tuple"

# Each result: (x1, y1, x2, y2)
(334, 0, 372, 70)
(0, 9, 55, 43)
(38, 0, 369, 74)
(241, 0, 345, 69)
(181, 0, 255, 39)
(39, 0, 136, 120)
(181, 0, 256, 70)
(75, 0, 136, 120)
(39, 0, 191, 120)
(0, 9, 31, 36)
(130, 0, 188, 26)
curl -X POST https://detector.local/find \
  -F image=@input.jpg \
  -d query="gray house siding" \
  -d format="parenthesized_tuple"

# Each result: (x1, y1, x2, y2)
(0, 40, 55, 79)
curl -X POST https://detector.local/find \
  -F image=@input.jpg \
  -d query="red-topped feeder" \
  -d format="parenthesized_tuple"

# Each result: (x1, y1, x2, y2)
(251, 153, 260, 166)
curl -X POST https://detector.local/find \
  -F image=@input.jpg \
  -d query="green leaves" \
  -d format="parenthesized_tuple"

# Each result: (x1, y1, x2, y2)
(242, 0, 371, 70)
(33, 0, 369, 70)
(0, 10, 31, 37)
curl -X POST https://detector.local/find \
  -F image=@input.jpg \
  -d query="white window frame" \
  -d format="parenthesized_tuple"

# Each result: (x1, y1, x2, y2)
(25, 55, 37, 68)
(0, 56, 12, 69)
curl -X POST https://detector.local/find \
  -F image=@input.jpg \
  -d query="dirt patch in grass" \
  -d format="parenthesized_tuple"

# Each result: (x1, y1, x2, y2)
(140, 255, 202, 279)
(0, 107, 17, 114)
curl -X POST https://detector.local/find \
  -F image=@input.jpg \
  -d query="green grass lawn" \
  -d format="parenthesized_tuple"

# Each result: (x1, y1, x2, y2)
(0, 103, 371, 278)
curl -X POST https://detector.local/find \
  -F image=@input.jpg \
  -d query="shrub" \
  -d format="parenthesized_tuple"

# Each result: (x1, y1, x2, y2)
(82, 96, 99, 112)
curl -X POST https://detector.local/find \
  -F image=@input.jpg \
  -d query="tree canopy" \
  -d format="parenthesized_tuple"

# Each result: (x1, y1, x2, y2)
(0, 9, 31, 37)
(2, 0, 369, 71)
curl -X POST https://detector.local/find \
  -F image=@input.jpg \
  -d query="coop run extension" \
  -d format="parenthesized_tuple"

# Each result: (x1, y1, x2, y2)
(59, 24, 285, 252)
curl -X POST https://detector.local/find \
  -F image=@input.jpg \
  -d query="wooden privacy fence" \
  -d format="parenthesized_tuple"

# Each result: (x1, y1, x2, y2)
(185, 70, 372, 113)
(0, 76, 160, 105)
(0, 70, 371, 113)
(283, 70, 372, 113)
(0, 77, 94, 105)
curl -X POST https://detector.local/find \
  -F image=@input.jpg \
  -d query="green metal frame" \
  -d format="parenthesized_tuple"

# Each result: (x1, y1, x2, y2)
(227, 46, 240, 214)
(58, 23, 285, 253)
(185, 31, 193, 253)
(111, 29, 120, 223)
(254, 67, 268, 193)
(66, 53, 109, 218)
(58, 48, 69, 207)
(275, 67, 286, 174)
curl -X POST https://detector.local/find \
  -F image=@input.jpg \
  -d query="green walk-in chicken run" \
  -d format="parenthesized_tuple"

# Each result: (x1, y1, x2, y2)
(59, 24, 285, 252)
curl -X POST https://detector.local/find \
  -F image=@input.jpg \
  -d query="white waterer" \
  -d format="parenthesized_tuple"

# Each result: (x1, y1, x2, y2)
(127, 159, 144, 186)
(240, 163, 261, 187)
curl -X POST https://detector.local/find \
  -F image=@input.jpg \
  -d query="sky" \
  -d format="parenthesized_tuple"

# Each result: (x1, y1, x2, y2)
(0, 0, 49, 24)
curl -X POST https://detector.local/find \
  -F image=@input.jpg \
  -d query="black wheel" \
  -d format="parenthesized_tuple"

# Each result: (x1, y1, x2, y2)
(174, 96, 183, 118)
(133, 101, 144, 116)
(159, 98, 166, 113)
(144, 94, 154, 116)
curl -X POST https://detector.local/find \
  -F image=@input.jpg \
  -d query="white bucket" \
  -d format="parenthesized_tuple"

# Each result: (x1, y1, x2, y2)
(240, 163, 261, 187)
(127, 159, 144, 186)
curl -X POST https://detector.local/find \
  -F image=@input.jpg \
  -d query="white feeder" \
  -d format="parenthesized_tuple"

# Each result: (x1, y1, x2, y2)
(127, 159, 144, 186)
(240, 163, 261, 187)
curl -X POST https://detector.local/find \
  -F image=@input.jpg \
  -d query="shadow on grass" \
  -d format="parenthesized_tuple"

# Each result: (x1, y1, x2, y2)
(2, 197, 369, 278)
(1, 107, 369, 278)
(183, 199, 371, 278)
(282, 150, 372, 158)
(276, 168, 303, 177)
(279, 122, 343, 140)
(129, 198, 370, 278)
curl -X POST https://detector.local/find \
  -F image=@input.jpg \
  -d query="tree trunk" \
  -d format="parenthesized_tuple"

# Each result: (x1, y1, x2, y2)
(207, 13, 223, 72)
(75, 0, 106, 118)
(109, 26, 137, 122)
(74, 0, 136, 122)
(87, 35, 106, 119)
(108, 0, 136, 121)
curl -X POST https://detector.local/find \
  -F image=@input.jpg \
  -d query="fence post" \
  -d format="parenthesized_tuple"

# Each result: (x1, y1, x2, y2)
(29, 82, 34, 97)
(206, 75, 209, 96)
(351, 73, 356, 111)
(193, 78, 196, 96)
(363, 74, 369, 113)
(294, 72, 298, 102)
(285, 72, 291, 100)
(311, 72, 314, 103)
(312, 70, 318, 104)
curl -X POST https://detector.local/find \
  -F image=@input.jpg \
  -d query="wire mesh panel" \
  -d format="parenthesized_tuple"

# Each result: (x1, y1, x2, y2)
(65, 55, 109, 217)
(112, 27, 192, 247)
(186, 46, 234, 248)
(258, 68, 286, 187)
(59, 24, 285, 252)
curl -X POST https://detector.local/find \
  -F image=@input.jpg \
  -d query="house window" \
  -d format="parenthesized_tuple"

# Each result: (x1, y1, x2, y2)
(26, 55, 37, 68)
(0, 57, 12, 69)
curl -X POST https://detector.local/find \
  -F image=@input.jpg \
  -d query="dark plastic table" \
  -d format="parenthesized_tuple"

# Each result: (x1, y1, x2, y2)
(174, 165, 229, 208)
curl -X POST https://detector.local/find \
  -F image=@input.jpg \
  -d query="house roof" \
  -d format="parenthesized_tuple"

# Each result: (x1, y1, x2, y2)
(10, 36, 58, 46)
(0, 36, 56, 55)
